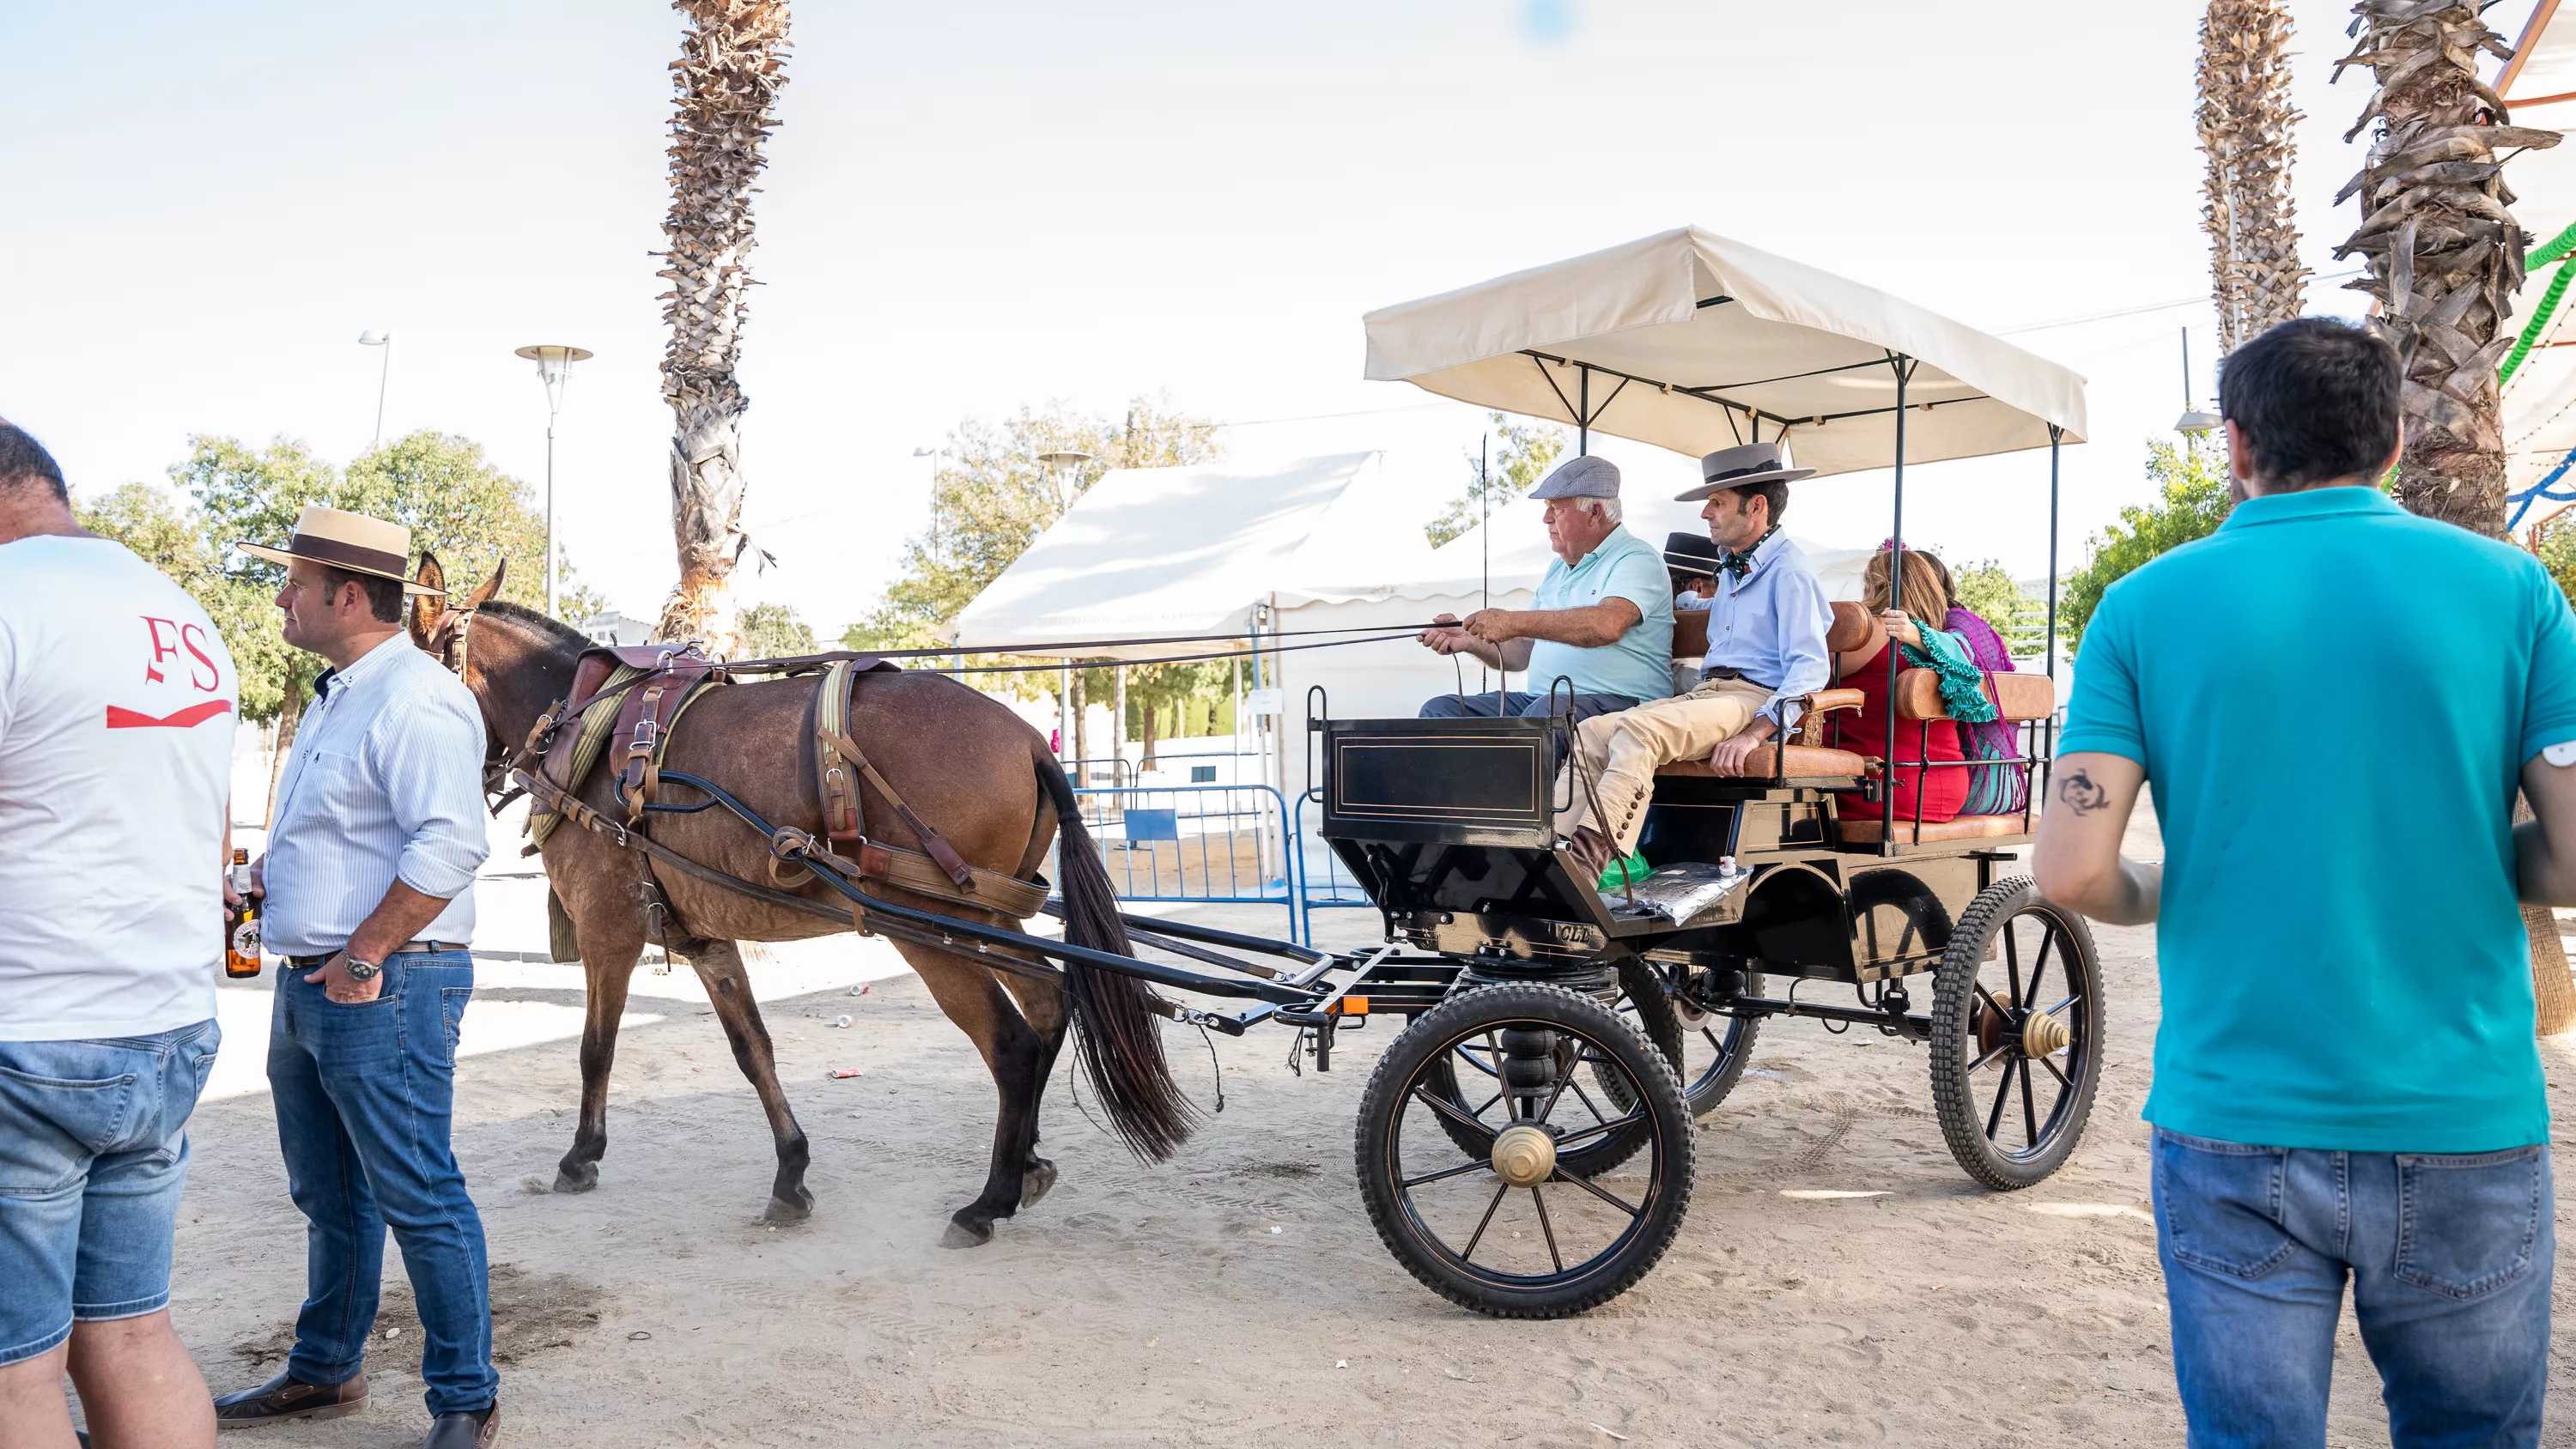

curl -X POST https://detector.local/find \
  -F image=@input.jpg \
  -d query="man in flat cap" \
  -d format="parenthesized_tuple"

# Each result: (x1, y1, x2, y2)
(1558, 442, 1832, 880)
(1414, 454, 1676, 724)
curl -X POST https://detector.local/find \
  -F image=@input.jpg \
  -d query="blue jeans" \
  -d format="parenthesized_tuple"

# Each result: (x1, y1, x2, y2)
(2153, 1126, 2553, 1448)
(269, 950, 495, 1415)
(0, 1021, 218, 1366)
(1417, 689, 1638, 722)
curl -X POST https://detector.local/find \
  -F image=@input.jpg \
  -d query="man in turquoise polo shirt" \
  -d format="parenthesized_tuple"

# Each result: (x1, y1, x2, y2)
(1416, 454, 1674, 720)
(2033, 317, 2576, 1449)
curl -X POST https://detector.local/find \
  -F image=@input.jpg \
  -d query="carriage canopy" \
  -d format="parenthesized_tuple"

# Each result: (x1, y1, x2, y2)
(1363, 226, 2089, 476)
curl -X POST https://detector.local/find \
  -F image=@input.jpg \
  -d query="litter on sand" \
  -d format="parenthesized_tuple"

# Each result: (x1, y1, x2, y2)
(831, 1014, 854, 1028)
(1590, 1426, 1631, 1441)
(829, 1068, 863, 1080)
(848, 981, 871, 996)
(1334, 1360, 1348, 1369)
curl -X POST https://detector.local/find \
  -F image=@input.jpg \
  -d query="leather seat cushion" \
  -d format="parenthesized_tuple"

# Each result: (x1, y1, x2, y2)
(1826, 600, 1873, 653)
(1838, 812, 2032, 844)
(1893, 669, 2056, 723)
(1657, 743, 1869, 779)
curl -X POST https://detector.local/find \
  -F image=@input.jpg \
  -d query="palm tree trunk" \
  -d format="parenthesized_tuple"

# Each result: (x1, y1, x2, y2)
(653, 0, 791, 646)
(2337, 0, 2574, 1030)
(2197, 0, 2308, 349)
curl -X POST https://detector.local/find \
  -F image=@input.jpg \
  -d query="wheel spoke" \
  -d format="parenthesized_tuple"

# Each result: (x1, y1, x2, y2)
(1966, 1038, 2014, 1072)
(1984, 1057, 2014, 1139)
(1471, 1091, 1503, 1122)
(1553, 1110, 1646, 1148)
(1528, 1187, 1565, 1273)
(1410, 1084, 1498, 1142)
(1552, 1167, 1643, 1219)
(2001, 914, 2020, 977)
(1564, 1076, 1611, 1127)
(2036, 1052, 2073, 1089)
(2020, 1051, 2040, 1148)
(1401, 1159, 1492, 1190)
(2026, 925, 2057, 1010)
(1974, 983, 2014, 1025)
(1461, 1181, 1511, 1258)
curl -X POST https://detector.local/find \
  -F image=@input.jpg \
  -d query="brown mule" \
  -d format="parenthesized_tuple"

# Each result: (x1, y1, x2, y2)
(409, 556, 1194, 1242)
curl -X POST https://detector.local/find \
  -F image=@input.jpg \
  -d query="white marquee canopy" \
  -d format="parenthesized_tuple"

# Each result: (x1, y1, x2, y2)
(1363, 226, 2090, 477)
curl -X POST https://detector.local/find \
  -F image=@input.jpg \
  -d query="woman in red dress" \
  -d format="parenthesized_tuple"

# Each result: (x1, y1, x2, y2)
(1831, 548, 1968, 824)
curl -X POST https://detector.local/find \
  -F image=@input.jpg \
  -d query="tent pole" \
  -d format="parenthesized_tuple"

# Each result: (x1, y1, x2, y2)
(2045, 425, 2063, 680)
(1578, 366, 1589, 456)
(1883, 356, 1910, 856)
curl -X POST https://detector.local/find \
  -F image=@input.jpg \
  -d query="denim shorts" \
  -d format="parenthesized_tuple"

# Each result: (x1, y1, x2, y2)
(0, 1019, 220, 1366)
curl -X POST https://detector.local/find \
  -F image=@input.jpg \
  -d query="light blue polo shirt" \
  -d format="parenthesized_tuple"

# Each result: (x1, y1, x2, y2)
(1525, 524, 1676, 703)
(2062, 485, 2576, 1151)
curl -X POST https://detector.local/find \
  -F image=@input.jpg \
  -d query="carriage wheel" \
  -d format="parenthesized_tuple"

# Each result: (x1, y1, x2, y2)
(1612, 960, 1762, 1119)
(1355, 982, 1693, 1318)
(1421, 961, 1673, 1177)
(1927, 876, 2104, 1191)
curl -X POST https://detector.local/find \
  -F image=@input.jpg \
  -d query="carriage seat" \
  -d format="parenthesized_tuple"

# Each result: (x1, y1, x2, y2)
(1657, 601, 1880, 780)
(1835, 648, 2057, 841)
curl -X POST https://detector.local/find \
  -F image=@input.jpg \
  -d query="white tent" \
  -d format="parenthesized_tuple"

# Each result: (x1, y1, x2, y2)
(948, 452, 1445, 659)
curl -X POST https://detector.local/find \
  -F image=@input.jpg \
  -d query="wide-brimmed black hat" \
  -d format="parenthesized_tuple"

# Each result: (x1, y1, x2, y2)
(1673, 441, 1817, 501)
(1663, 532, 1723, 574)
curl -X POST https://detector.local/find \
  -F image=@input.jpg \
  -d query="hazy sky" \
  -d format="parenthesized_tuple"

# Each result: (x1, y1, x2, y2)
(2, 1, 2537, 628)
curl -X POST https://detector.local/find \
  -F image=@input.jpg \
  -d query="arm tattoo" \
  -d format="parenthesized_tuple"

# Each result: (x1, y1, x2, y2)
(2058, 769, 2109, 815)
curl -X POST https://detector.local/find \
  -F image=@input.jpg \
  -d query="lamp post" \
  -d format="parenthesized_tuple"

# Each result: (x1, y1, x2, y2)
(513, 344, 593, 617)
(2175, 326, 2221, 436)
(357, 330, 392, 450)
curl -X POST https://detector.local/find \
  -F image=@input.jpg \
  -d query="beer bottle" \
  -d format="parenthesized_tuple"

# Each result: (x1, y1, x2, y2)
(225, 848, 263, 979)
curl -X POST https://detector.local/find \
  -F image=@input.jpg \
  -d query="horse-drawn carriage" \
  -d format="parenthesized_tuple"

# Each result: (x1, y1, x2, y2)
(445, 227, 2093, 1319)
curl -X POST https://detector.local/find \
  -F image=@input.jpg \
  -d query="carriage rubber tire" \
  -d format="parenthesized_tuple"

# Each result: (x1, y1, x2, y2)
(1633, 965, 1764, 1119)
(1354, 982, 1694, 1319)
(1928, 876, 2105, 1191)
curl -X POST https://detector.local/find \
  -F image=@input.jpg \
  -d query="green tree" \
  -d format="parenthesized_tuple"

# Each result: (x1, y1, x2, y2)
(2060, 437, 2233, 654)
(738, 601, 817, 658)
(2533, 510, 2576, 610)
(1947, 558, 2048, 658)
(1425, 412, 1571, 548)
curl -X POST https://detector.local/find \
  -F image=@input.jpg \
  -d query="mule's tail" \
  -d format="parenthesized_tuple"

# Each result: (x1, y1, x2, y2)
(1035, 748, 1198, 1161)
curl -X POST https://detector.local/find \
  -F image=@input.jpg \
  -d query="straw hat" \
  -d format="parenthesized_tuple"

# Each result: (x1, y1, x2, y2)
(236, 505, 441, 595)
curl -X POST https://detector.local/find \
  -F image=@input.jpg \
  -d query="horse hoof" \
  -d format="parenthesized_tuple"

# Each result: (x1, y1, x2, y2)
(553, 1164, 598, 1195)
(1020, 1161, 1059, 1207)
(941, 1217, 994, 1249)
(763, 1189, 813, 1223)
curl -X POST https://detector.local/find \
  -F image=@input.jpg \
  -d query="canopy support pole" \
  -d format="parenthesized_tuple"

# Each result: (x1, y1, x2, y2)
(2044, 425, 2063, 680)
(1578, 366, 1589, 455)
(1881, 354, 1914, 857)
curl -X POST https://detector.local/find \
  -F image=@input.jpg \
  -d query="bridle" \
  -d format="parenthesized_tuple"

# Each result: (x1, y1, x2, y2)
(430, 604, 521, 810)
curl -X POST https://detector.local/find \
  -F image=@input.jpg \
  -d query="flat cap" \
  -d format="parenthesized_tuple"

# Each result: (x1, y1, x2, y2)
(1527, 454, 1620, 500)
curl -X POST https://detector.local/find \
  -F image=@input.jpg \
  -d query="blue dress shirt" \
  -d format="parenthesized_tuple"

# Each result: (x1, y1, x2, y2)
(263, 633, 489, 955)
(1701, 532, 1833, 724)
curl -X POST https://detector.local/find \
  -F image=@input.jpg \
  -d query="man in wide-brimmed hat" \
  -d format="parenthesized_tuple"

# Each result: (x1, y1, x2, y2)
(1558, 442, 1833, 884)
(215, 506, 501, 1448)
(1413, 454, 1676, 723)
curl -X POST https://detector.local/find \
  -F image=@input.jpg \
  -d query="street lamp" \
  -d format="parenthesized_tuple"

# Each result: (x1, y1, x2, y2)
(2174, 326, 2221, 436)
(357, 330, 392, 450)
(1036, 449, 1091, 513)
(513, 344, 593, 617)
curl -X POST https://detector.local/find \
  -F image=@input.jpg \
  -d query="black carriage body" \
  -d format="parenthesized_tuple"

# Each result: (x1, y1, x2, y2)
(1316, 715, 2004, 985)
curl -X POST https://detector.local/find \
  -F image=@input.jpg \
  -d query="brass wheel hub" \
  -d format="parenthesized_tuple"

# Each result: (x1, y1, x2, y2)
(1491, 1123, 1558, 1187)
(2021, 1009, 2070, 1058)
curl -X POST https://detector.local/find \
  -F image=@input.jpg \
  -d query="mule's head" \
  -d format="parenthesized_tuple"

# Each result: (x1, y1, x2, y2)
(408, 553, 517, 794)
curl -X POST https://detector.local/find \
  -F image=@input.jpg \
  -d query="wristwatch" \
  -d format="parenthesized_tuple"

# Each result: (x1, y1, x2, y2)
(343, 955, 383, 982)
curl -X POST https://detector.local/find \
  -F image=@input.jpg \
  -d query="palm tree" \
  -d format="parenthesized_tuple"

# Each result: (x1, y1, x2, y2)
(654, 0, 792, 646)
(2197, 0, 2308, 349)
(2335, 0, 2573, 1031)
(2331, 0, 2558, 534)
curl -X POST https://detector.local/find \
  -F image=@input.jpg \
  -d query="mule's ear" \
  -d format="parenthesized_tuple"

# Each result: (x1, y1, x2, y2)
(410, 551, 448, 649)
(465, 558, 507, 611)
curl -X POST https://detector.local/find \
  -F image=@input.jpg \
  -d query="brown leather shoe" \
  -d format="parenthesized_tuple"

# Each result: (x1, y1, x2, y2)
(421, 1404, 497, 1448)
(213, 1369, 367, 1428)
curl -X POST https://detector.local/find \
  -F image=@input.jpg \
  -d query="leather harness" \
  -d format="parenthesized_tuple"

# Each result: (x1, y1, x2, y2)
(441, 615, 1051, 952)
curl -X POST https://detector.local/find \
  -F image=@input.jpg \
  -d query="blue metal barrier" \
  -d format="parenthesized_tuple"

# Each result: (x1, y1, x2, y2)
(1289, 791, 1378, 947)
(1054, 783, 1295, 936)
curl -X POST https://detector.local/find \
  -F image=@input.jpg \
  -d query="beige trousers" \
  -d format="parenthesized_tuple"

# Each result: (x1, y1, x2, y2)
(1554, 680, 1773, 854)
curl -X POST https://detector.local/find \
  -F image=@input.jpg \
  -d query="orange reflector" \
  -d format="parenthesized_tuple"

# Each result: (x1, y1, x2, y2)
(1331, 996, 1370, 1016)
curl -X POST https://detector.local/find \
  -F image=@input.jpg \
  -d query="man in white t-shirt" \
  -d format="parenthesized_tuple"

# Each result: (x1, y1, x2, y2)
(0, 421, 233, 1449)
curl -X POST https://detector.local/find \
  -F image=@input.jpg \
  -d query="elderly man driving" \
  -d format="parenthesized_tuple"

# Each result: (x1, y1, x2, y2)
(1415, 455, 1675, 722)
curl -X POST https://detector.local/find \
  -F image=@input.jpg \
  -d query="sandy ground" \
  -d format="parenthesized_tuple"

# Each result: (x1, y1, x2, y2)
(94, 803, 2576, 1446)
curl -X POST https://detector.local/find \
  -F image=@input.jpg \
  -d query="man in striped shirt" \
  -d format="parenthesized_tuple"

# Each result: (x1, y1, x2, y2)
(211, 507, 500, 1449)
